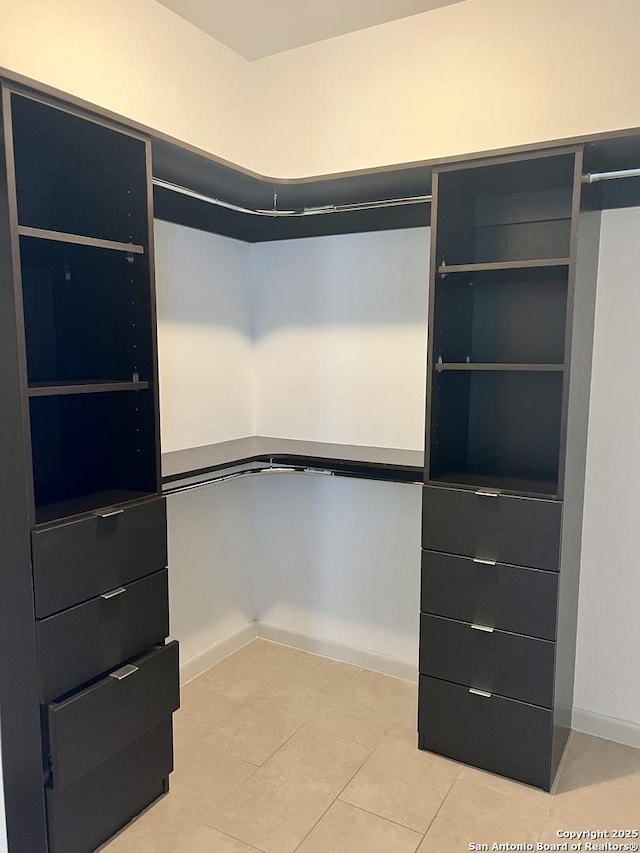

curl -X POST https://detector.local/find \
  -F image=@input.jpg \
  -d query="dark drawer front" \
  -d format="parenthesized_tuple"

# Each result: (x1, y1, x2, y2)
(47, 719, 172, 853)
(419, 614, 554, 708)
(418, 676, 552, 790)
(37, 569, 169, 703)
(47, 641, 179, 790)
(422, 485, 562, 570)
(32, 497, 167, 618)
(421, 550, 558, 640)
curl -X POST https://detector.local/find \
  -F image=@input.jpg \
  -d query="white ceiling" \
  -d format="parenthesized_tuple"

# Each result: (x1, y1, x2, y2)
(156, 0, 465, 61)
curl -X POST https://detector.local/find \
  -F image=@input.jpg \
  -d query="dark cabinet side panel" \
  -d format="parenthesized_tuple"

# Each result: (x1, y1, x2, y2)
(0, 82, 49, 853)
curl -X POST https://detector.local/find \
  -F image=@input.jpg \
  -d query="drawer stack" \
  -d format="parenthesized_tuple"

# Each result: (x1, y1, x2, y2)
(32, 497, 179, 853)
(418, 485, 562, 790)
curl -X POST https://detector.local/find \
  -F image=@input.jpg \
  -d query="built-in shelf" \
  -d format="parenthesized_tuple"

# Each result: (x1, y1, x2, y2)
(28, 380, 149, 397)
(17, 226, 144, 255)
(162, 437, 424, 487)
(34, 489, 156, 527)
(435, 363, 565, 372)
(437, 258, 570, 275)
(428, 469, 559, 498)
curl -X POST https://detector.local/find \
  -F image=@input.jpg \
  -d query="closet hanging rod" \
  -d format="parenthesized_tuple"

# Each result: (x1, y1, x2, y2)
(162, 463, 421, 495)
(582, 167, 640, 184)
(152, 177, 431, 217)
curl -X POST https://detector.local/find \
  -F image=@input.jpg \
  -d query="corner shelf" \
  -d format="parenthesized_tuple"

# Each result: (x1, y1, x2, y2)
(18, 226, 144, 255)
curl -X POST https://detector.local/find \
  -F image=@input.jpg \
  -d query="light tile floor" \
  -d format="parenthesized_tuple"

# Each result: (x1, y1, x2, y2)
(102, 640, 640, 853)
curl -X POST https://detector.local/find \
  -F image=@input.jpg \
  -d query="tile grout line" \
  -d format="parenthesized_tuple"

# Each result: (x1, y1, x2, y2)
(459, 775, 554, 816)
(200, 721, 310, 843)
(290, 733, 376, 853)
(181, 645, 369, 771)
(416, 762, 464, 843)
(204, 825, 269, 853)
(334, 798, 434, 837)
(181, 640, 309, 740)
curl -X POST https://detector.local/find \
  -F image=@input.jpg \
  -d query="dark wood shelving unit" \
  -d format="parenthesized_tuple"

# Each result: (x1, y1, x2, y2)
(28, 380, 150, 397)
(0, 83, 176, 853)
(17, 226, 144, 254)
(419, 148, 601, 790)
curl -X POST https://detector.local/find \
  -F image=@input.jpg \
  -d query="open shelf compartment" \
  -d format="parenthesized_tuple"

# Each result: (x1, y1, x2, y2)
(30, 390, 158, 524)
(20, 236, 154, 386)
(428, 370, 564, 497)
(433, 265, 569, 366)
(435, 153, 576, 268)
(11, 93, 148, 246)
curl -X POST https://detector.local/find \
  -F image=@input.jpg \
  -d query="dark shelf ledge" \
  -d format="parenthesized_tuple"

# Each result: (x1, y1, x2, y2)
(428, 469, 559, 499)
(34, 489, 156, 527)
(18, 226, 145, 255)
(435, 363, 565, 372)
(162, 437, 424, 487)
(28, 380, 150, 397)
(437, 258, 570, 275)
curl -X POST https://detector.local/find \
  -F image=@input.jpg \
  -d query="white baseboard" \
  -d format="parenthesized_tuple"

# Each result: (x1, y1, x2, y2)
(572, 707, 640, 748)
(256, 621, 418, 683)
(179, 622, 257, 686)
(177, 625, 640, 751)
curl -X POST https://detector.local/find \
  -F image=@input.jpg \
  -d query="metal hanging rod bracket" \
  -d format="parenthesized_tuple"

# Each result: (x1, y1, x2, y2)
(152, 177, 431, 218)
(582, 167, 640, 184)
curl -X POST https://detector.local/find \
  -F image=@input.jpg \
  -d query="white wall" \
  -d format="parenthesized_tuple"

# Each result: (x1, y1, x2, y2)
(2, 0, 640, 176)
(248, 229, 428, 677)
(249, 0, 640, 176)
(252, 473, 421, 669)
(573, 208, 640, 738)
(167, 480, 255, 671)
(154, 221, 254, 452)
(252, 229, 429, 448)
(155, 221, 257, 676)
(0, 0, 253, 169)
(156, 224, 429, 679)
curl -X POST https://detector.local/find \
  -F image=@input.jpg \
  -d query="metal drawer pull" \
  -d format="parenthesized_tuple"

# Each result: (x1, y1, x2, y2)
(469, 687, 492, 698)
(471, 623, 494, 633)
(474, 489, 500, 498)
(101, 587, 126, 600)
(94, 508, 124, 518)
(473, 557, 497, 565)
(109, 664, 139, 681)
